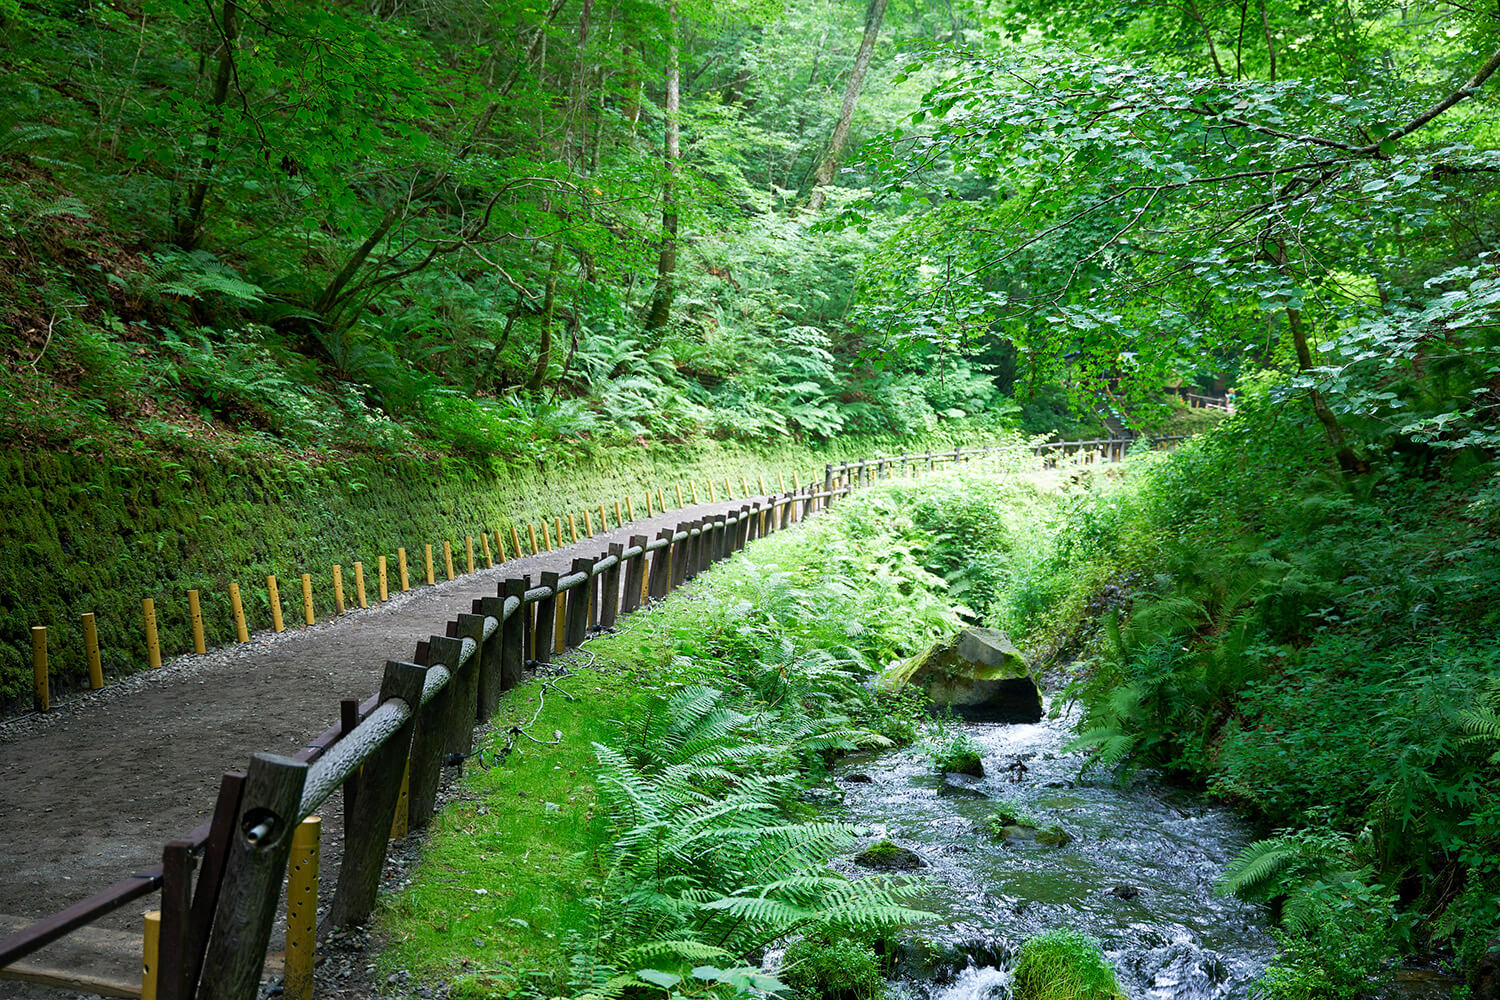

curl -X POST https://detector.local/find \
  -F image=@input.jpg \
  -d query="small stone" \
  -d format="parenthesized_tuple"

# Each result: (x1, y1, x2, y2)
(1110, 884, 1141, 900)
(854, 839, 925, 870)
(841, 773, 874, 783)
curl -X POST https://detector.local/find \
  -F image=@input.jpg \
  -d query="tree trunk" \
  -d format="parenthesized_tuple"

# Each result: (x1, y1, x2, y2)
(1286, 306, 1364, 473)
(473, 296, 526, 396)
(528, 240, 566, 394)
(806, 0, 890, 211)
(175, 0, 238, 249)
(643, 0, 680, 334)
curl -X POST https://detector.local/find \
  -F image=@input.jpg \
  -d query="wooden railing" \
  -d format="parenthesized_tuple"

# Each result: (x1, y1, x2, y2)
(0, 434, 1176, 1000)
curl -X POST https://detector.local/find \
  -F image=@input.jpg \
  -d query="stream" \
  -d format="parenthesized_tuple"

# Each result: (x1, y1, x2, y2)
(832, 701, 1276, 1000)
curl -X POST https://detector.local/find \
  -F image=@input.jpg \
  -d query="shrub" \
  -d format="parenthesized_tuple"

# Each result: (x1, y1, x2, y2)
(782, 937, 886, 1000)
(980, 798, 1036, 835)
(1011, 929, 1122, 1000)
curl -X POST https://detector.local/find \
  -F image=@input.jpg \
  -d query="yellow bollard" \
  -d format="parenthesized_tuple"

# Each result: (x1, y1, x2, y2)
(31, 626, 47, 713)
(390, 763, 410, 839)
(792, 470, 799, 488)
(378, 556, 389, 602)
(511, 525, 523, 559)
(658, 488, 666, 511)
(397, 548, 410, 592)
(539, 522, 551, 551)
(229, 582, 249, 642)
(625, 495, 635, 520)
(528, 523, 540, 554)
(443, 540, 455, 580)
(301, 573, 315, 625)
(494, 529, 506, 563)
(725, 476, 733, 498)
(707, 480, 716, 502)
(598, 503, 607, 531)
(583, 510, 594, 536)
(465, 536, 475, 575)
(267, 576, 285, 632)
(187, 590, 207, 654)
(689, 481, 698, 503)
(142, 598, 162, 669)
(284, 816, 321, 1000)
(740, 475, 748, 496)
(568, 514, 578, 543)
(141, 909, 160, 1000)
(331, 565, 346, 615)
(675, 484, 683, 507)
(758, 474, 765, 495)
(82, 612, 103, 689)
(424, 544, 436, 585)
(481, 531, 493, 568)
(614, 500, 622, 526)
(354, 561, 368, 609)
(554, 517, 564, 548)
(778, 471, 785, 491)
(644, 491, 653, 516)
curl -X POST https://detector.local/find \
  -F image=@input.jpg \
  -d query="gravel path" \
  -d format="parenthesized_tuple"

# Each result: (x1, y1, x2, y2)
(0, 495, 790, 997)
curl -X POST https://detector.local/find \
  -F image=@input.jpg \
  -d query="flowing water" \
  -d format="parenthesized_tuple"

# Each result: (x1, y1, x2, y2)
(832, 701, 1276, 1000)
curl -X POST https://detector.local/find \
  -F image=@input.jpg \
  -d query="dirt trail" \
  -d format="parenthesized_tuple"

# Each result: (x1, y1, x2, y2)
(0, 496, 778, 995)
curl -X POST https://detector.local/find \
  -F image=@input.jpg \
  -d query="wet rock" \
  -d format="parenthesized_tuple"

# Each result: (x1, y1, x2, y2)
(941, 753, 984, 778)
(1110, 884, 1141, 900)
(1035, 824, 1074, 847)
(854, 839, 925, 870)
(1474, 940, 1500, 1000)
(879, 627, 1043, 722)
(937, 774, 988, 799)
(841, 773, 874, 784)
(892, 933, 1012, 983)
(997, 823, 1073, 847)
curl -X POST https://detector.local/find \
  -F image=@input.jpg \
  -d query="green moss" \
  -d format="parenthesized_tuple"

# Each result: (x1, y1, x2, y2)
(1011, 929, 1123, 1000)
(980, 798, 1037, 835)
(782, 937, 887, 1000)
(933, 749, 983, 776)
(1, 428, 1011, 708)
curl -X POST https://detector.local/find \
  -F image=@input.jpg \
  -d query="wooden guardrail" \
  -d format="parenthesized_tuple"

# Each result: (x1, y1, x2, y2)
(0, 435, 1172, 1000)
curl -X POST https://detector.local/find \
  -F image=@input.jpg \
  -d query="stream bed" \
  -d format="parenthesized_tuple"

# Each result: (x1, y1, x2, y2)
(833, 702, 1276, 1000)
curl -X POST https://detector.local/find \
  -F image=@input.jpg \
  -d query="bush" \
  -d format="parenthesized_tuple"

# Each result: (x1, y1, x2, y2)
(979, 798, 1037, 835)
(1011, 929, 1122, 1000)
(782, 937, 886, 1000)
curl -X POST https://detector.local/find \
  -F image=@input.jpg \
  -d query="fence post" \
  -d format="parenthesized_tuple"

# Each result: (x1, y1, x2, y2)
(646, 530, 672, 600)
(670, 525, 689, 587)
(154, 839, 193, 1000)
(325, 661, 428, 929)
(602, 544, 624, 629)
(622, 538, 647, 614)
(454, 614, 488, 747)
(196, 753, 309, 1000)
(501, 577, 528, 690)
(83, 612, 103, 689)
(143, 598, 162, 669)
(535, 573, 559, 663)
(408, 634, 464, 829)
(565, 558, 593, 649)
(474, 598, 505, 718)
(737, 504, 752, 549)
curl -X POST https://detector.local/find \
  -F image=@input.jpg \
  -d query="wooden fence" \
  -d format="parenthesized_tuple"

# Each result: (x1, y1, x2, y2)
(0, 434, 1166, 1000)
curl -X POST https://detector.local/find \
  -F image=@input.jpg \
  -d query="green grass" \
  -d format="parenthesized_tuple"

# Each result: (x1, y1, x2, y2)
(1011, 929, 1123, 1000)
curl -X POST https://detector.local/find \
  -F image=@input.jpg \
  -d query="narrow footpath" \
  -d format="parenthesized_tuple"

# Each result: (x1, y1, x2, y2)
(0, 494, 781, 996)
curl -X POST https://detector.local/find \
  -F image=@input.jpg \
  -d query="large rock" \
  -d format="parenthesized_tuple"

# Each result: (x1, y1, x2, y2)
(881, 628, 1043, 722)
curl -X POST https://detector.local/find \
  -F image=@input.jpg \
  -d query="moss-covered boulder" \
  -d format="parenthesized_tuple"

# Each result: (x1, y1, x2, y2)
(854, 839, 925, 871)
(881, 628, 1042, 722)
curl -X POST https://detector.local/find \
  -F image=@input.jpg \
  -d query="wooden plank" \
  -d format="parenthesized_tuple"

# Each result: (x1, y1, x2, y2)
(0, 914, 142, 998)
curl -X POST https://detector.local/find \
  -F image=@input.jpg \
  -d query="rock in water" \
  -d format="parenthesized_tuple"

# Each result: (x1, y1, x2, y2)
(881, 627, 1043, 722)
(854, 839, 925, 870)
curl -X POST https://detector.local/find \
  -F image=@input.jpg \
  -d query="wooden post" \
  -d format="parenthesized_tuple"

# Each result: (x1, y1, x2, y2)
(648, 529, 673, 600)
(410, 634, 465, 827)
(283, 816, 320, 1000)
(508, 525, 521, 560)
(675, 483, 683, 507)
(568, 514, 579, 543)
(644, 490, 653, 516)
(452, 617, 487, 750)
(724, 476, 733, 499)
(553, 595, 566, 653)
(266, 576, 284, 632)
(778, 471, 786, 491)
(398, 547, 410, 591)
(528, 523, 540, 554)
(740, 474, 748, 496)
(622, 536, 647, 614)
(197, 753, 309, 1000)
(554, 517, 564, 548)
(494, 529, 506, 563)
(31, 626, 47, 712)
(535, 572, 558, 663)
(227, 582, 248, 641)
(325, 661, 427, 929)
(658, 487, 667, 511)
(625, 495, 635, 520)
(354, 561, 368, 609)
(82, 612, 103, 689)
(142, 909, 160, 1000)
(475, 597, 505, 716)
(188, 590, 207, 654)
(443, 540, 456, 580)
(791, 470, 799, 489)
(614, 500, 623, 526)
(583, 509, 594, 536)
(424, 544, 436, 585)
(566, 558, 593, 648)
(378, 556, 389, 601)
(501, 577, 527, 691)
(465, 536, 475, 574)
(390, 763, 409, 839)
(689, 481, 698, 503)
(156, 838, 193, 1000)
(481, 531, 493, 568)
(331, 565, 346, 616)
(339, 699, 359, 846)
(601, 544, 623, 629)
(707, 480, 716, 502)
(670, 524, 689, 588)
(143, 598, 162, 669)
(301, 574, 315, 625)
